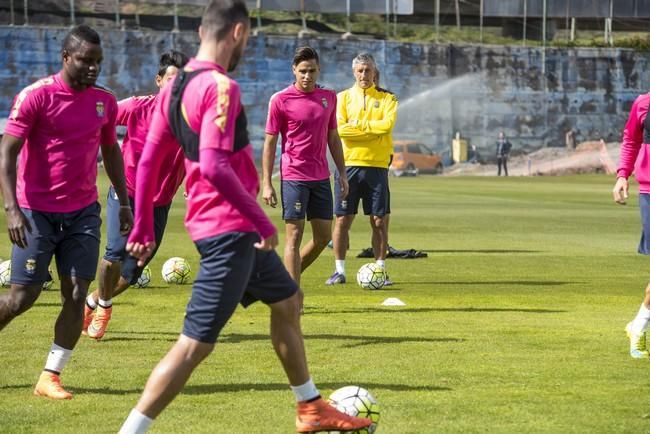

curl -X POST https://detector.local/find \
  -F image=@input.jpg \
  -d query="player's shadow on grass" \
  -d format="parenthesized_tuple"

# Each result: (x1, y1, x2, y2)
(0, 380, 450, 396)
(182, 381, 450, 395)
(423, 249, 540, 254)
(33, 301, 136, 308)
(405, 280, 575, 286)
(307, 307, 565, 315)
(95, 330, 462, 348)
(219, 332, 461, 348)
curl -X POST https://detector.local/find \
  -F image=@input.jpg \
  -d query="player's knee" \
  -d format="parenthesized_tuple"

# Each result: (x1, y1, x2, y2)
(371, 216, 385, 229)
(313, 234, 331, 250)
(178, 339, 214, 365)
(6, 288, 39, 317)
(271, 292, 301, 320)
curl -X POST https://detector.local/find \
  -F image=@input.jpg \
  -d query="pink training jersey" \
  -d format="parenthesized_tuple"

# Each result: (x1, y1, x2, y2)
(138, 58, 271, 242)
(5, 72, 118, 213)
(618, 92, 650, 194)
(117, 95, 185, 206)
(265, 84, 337, 181)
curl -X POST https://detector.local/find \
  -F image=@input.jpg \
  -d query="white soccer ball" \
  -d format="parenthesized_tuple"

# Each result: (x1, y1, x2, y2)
(356, 263, 386, 290)
(328, 386, 380, 434)
(134, 265, 152, 288)
(0, 260, 11, 287)
(161, 257, 191, 284)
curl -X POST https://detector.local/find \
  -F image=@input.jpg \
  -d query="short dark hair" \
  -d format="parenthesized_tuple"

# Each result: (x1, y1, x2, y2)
(157, 50, 189, 77)
(292, 46, 319, 66)
(201, 0, 249, 40)
(62, 25, 101, 52)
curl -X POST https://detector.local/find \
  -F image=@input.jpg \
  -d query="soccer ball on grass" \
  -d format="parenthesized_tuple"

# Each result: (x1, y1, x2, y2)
(161, 257, 191, 284)
(134, 265, 152, 288)
(356, 263, 386, 290)
(328, 385, 380, 434)
(0, 260, 10, 287)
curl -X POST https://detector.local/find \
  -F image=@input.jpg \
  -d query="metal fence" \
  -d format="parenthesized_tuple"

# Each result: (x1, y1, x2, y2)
(2, 0, 650, 46)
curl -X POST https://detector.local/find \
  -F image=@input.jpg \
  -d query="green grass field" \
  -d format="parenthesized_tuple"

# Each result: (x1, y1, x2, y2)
(1, 173, 649, 433)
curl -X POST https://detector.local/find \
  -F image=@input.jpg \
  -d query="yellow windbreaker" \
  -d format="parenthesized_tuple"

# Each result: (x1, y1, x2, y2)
(337, 84, 398, 168)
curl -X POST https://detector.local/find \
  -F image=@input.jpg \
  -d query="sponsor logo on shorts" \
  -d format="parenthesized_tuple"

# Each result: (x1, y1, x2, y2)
(294, 201, 302, 212)
(341, 200, 348, 210)
(25, 258, 37, 275)
(96, 102, 105, 117)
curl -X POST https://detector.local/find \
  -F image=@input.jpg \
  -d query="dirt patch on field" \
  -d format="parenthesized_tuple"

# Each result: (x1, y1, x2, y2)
(444, 141, 620, 176)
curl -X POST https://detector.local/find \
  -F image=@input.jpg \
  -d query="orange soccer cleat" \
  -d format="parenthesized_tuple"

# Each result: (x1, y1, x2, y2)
(81, 302, 95, 335)
(33, 371, 72, 400)
(86, 305, 112, 340)
(296, 398, 372, 433)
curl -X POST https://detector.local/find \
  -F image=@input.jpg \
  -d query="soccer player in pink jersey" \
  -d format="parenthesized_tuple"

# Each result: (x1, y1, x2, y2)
(261, 46, 348, 294)
(614, 91, 650, 359)
(0, 25, 132, 399)
(118, 2, 371, 433)
(83, 50, 189, 340)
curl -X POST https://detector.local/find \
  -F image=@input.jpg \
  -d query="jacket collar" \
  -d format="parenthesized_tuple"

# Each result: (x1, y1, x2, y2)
(352, 83, 376, 95)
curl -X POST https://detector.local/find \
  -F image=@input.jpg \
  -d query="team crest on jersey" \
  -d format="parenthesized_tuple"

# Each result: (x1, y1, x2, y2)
(25, 258, 37, 275)
(321, 98, 328, 108)
(96, 102, 105, 117)
(373, 101, 380, 108)
(294, 201, 302, 212)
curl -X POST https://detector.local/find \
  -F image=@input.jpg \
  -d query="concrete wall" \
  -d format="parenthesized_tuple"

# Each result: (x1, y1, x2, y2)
(1, 25, 648, 153)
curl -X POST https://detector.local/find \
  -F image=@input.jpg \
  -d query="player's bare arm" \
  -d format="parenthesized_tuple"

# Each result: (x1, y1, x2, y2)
(0, 133, 31, 248)
(327, 128, 349, 200)
(101, 142, 134, 233)
(613, 176, 629, 205)
(261, 133, 279, 207)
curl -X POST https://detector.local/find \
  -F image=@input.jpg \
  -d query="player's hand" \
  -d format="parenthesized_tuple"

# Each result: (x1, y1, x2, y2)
(254, 232, 278, 251)
(262, 184, 278, 208)
(338, 174, 349, 200)
(5, 206, 31, 248)
(613, 177, 629, 205)
(118, 207, 134, 235)
(126, 240, 157, 267)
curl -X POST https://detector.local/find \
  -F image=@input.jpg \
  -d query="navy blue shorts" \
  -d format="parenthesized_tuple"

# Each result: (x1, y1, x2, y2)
(103, 186, 170, 284)
(10, 202, 101, 285)
(183, 232, 299, 344)
(281, 179, 333, 221)
(334, 166, 389, 216)
(639, 194, 650, 254)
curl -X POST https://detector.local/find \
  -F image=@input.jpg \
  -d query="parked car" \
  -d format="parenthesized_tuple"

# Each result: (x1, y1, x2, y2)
(390, 140, 443, 176)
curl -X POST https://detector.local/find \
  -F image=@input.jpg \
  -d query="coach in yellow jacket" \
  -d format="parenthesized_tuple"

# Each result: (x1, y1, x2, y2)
(325, 53, 398, 286)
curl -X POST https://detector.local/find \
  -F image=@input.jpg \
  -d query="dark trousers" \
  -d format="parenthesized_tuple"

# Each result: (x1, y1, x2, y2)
(497, 156, 508, 176)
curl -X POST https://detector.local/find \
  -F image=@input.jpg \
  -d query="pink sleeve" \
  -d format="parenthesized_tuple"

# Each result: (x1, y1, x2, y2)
(200, 147, 276, 240)
(199, 77, 241, 152)
(328, 93, 338, 130)
(617, 95, 648, 179)
(116, 97, 133, 126)
(265, 94, 283, 135)
(4, 88, 40, 139)
(127, 96, 174, 245)
(100, 95, 118, 145)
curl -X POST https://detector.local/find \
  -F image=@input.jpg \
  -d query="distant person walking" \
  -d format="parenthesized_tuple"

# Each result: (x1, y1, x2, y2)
(496, 131, 512, 176)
